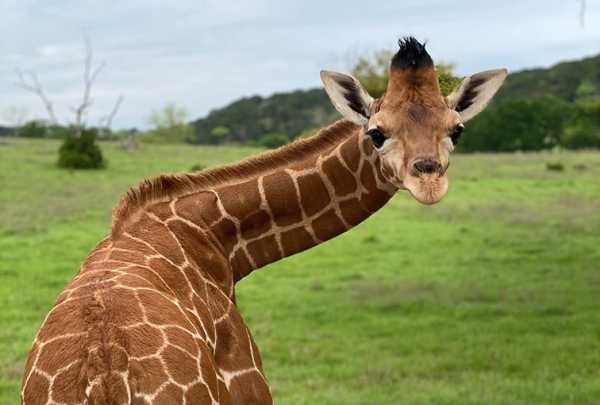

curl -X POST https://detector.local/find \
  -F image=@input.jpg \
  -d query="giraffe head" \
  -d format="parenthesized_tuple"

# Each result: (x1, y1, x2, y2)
(321, 37, 507, 204)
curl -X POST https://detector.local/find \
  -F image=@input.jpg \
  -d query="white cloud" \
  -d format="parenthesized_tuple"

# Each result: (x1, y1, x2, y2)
(0, 0, 599, 129)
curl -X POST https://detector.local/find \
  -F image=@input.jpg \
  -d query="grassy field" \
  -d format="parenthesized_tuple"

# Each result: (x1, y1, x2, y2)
(1, 138, 600, 404)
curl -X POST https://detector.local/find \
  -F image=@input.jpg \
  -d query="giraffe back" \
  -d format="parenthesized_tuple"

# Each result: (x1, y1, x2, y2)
(22, 228, 271, 404)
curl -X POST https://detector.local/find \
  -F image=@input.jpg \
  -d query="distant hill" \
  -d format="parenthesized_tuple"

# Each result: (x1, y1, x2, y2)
(191, 89, 337, 144)
(494, 53, 600, 102)
(190, 53, 600, 144)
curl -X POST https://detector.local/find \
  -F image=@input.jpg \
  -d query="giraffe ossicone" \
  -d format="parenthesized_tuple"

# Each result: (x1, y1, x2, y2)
(21, 37, 506, 404)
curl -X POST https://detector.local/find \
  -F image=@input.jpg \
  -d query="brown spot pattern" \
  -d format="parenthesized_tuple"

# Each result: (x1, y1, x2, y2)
(298, 173, 330, 216)
(323, 156, 357, 196)
(263, 171, 303, 227)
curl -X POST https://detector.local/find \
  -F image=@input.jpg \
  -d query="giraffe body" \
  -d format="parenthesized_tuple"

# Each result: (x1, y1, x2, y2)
(21, 38, 507, 404)
(22, 121, 394, 404)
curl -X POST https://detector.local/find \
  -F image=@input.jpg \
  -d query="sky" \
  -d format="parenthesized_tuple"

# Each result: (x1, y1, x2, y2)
(1, 0, 599, 129)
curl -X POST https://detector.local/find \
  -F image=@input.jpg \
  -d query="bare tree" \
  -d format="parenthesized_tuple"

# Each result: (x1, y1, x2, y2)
(70, 35, 106, 137)
(15, 35, 123, 137)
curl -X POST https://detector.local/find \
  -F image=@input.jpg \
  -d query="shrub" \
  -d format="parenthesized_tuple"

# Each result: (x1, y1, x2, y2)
(546, 162, 564, 172)
(16, 121, 46, 138)
(58, 129, 105, 169)
(190, 163, 206, 172)
(257, 133, 289, 149)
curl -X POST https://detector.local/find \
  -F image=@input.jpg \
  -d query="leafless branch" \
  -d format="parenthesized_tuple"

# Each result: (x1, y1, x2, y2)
(98, 95, 124, 130)
(71, 35, 106, 137)
(15, 69, 59, 125)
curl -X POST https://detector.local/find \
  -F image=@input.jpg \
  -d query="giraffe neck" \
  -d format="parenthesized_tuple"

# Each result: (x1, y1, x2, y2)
(169, 120, 396, 283)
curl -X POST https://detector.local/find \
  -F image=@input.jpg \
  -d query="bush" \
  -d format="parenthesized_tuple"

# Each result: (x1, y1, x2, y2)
(16, 121, 46, 138)
(257, 133, 289, 149)
(546, 162, 564, 172)
(57, 129, 105, 169)
(190, 163, 206, 172)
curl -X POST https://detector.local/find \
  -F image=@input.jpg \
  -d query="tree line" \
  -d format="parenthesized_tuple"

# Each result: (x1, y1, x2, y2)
(6, 47, 600, 158)
(188, 51, 600, 151)
(459, 86, 600, 152)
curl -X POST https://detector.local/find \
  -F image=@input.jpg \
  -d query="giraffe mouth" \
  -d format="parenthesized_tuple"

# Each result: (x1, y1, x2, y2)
(403, 173, 449, 205)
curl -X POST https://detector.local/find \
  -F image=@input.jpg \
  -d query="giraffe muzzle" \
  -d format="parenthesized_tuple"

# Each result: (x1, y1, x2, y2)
(403, 172, 449, 205)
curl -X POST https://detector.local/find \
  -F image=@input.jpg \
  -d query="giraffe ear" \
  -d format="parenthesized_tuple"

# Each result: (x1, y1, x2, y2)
(447, 69, 508, 122)
(320, 70, 374, 125)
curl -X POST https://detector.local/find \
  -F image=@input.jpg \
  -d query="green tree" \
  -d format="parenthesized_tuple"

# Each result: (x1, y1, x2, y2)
(574, 79, 599, 103)
(351, 50, 392, 98)
(208, 126, 231, 144)
(351, 51, 462, 97)
(436, 63, 463, 96)
(561, 100, 600, 149)
(142, 103, 193, 143)
(459, 97, 575, 152)
(562, 121, 600, 149)
(191, 89, 336, 145)
(559, 81, 600, 150)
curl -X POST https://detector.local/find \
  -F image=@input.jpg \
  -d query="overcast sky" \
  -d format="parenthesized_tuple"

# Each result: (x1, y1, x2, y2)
(1, 0, 599, 129)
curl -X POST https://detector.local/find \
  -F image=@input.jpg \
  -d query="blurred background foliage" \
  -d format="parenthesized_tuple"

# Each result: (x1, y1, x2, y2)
(5, 49, 599, 156)
(350, 49, 462, 97)
(187, 50, 600, 152)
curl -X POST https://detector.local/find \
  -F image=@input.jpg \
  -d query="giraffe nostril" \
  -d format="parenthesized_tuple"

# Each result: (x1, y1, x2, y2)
(413, 159, 442, 175)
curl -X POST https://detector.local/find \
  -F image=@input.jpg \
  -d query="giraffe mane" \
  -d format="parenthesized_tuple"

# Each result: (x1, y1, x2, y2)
(111, 119, 360, 237)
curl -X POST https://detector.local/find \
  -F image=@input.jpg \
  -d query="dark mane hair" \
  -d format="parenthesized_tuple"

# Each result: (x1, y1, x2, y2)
(391, 37, 433, 70)
(111, 120, 359, 237)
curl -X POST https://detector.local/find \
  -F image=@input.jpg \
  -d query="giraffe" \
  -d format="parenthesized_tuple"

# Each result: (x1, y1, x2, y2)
(21, 37, 507, 404)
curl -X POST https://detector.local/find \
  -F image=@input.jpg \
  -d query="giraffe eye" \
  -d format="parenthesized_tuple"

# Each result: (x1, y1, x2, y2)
(450, 123, 464, 145)
(366, 128, 388, 149)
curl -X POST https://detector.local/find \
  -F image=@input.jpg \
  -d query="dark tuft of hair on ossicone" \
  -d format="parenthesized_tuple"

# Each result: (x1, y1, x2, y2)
(391, 36, 433, 70)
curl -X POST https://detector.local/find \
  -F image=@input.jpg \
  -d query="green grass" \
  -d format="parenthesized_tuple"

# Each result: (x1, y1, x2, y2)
(1, 138, 600, 404)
